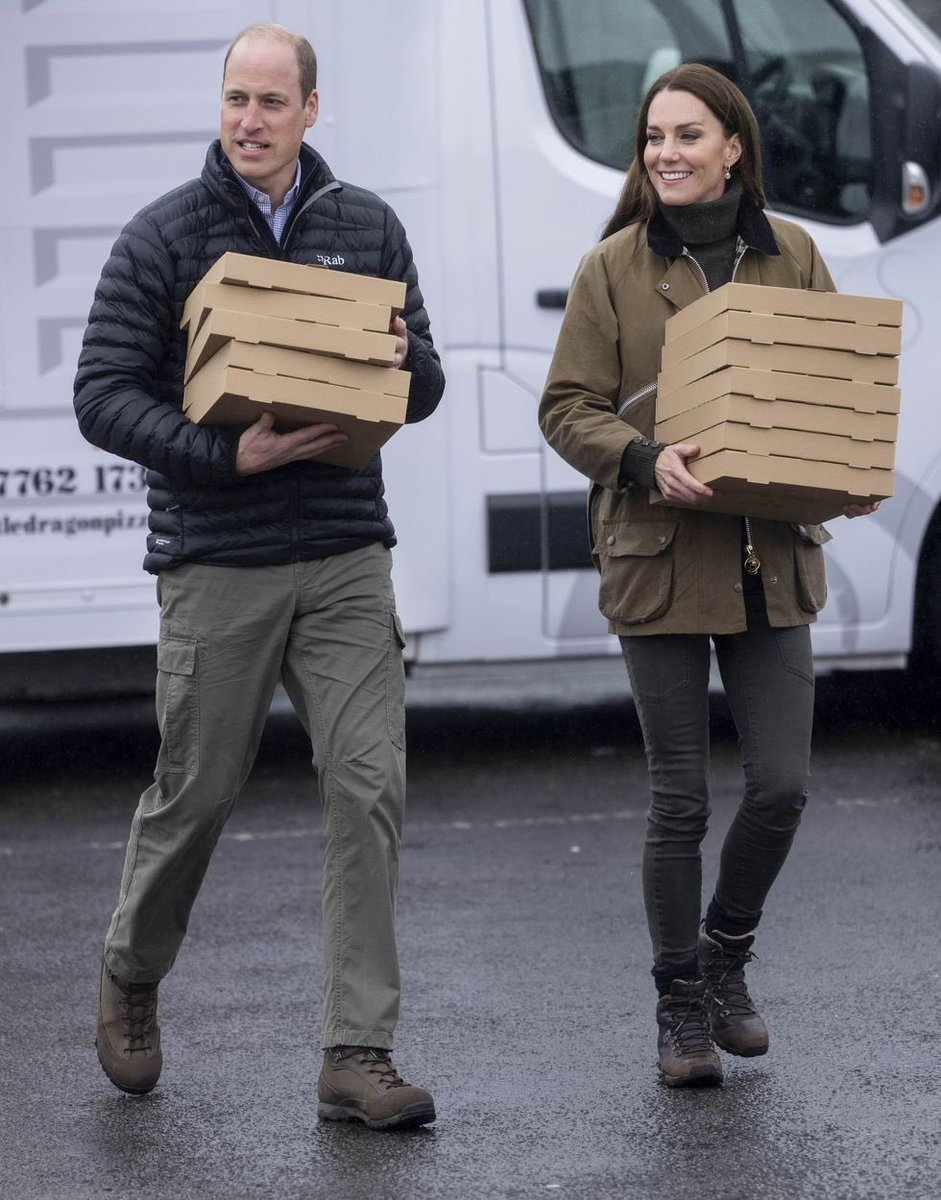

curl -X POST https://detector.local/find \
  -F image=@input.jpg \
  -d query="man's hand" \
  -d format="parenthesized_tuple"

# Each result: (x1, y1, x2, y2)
(654, 443, 715, 506)
(235, 412, 348, 476)
(391, 315, 409, 369)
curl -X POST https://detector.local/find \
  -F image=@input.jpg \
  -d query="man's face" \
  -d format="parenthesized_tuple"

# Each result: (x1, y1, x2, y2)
(221, 36, 318, 205)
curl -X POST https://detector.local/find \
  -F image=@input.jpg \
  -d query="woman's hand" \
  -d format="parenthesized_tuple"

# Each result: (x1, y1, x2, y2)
(654, 443, 715, 506)
(842, 500, 881, 518)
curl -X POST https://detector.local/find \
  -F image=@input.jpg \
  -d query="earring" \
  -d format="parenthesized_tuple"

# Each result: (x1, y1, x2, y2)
(724, 165, 732, 180)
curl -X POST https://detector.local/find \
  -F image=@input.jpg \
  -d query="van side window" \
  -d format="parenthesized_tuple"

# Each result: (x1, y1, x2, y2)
(737, 0, 873, 221)
(524, 0, 873, 224)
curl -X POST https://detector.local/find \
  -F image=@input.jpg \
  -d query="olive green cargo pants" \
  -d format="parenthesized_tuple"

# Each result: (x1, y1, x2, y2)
(103, 543, 406, 1050)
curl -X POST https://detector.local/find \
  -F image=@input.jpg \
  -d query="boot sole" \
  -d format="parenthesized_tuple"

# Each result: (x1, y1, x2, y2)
(318, 1099, 437, 1131)
(658, 1064, 723, 1088)
(711, 1034, 769, 1058)
(95, 1036, 161, 1096)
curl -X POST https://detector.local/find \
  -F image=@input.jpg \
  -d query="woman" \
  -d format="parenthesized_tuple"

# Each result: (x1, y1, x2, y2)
(539, 63, 878, 1087)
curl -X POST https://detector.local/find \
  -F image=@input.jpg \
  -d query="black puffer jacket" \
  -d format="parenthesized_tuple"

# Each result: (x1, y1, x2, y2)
(74, 141, 445, 574)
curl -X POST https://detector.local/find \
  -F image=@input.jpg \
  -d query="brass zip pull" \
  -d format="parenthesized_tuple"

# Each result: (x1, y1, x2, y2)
(743, 517, 761, 575)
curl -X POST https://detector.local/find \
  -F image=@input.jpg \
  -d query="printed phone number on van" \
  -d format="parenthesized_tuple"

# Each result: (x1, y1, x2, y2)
(0, 464, 147, 498)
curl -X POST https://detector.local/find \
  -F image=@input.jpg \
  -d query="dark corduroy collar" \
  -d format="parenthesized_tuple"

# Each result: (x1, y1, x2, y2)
(646, 189, 780, 258)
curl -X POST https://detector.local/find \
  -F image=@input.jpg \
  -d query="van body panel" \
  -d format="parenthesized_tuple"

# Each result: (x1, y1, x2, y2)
(2, 0, 941, 693)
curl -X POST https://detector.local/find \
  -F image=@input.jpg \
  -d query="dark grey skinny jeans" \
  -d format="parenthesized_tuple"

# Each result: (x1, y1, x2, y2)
(620, 625, 815, 977)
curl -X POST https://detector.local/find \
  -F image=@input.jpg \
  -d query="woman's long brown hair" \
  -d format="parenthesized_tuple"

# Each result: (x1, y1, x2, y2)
(601, 63, 766, 240)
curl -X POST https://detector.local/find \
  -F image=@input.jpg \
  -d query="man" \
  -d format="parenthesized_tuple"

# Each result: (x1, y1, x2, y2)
(74, 23, 444, 1132)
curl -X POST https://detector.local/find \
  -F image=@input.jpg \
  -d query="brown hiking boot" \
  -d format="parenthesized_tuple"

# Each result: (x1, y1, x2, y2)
(96, 961, 162, 1095)
(699, 924, 770, 1057)
(318, 1046, 436, 1130)
(656, 979, 723, 1087)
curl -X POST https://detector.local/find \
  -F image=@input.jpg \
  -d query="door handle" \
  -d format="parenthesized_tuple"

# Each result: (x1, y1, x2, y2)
(536, 289, 568, 309)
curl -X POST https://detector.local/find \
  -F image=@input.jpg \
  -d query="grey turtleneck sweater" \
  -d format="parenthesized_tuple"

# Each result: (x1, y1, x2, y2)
(661, 177, 742, 292)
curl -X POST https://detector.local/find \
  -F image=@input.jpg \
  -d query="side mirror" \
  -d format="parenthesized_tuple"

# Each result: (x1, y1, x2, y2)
(867, 42, 941, 240)
(902, 61, 941, 219)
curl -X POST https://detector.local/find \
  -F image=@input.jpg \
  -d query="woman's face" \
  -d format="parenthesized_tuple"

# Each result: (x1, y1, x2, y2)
(643, 88, 742, 206)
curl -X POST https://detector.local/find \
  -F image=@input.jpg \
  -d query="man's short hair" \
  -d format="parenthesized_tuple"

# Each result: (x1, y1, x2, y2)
(223, 23, 318, 101)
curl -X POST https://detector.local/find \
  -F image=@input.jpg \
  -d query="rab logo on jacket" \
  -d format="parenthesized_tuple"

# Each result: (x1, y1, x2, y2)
(315, 254, 345, 267)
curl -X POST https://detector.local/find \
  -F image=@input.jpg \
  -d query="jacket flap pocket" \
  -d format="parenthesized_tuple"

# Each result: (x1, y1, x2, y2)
(594, 521, 678, 559)
(790, 522, 833, 546)
(157, 637, 197, 676)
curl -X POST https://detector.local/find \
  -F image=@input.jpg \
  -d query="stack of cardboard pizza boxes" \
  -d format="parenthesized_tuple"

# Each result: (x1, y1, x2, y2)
(653, 282, 903, 522)
(181, 252, 409, 468)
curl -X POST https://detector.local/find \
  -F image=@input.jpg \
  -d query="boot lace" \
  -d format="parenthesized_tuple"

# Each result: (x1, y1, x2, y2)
(351, 1048, 408, 1089)
(665, 992, 715, 1055)
(118, 985, 158, 1054)
(707, 947, 758, 1017)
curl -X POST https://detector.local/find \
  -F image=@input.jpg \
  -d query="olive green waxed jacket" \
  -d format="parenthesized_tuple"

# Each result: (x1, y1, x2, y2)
(539, 202, 836, 636)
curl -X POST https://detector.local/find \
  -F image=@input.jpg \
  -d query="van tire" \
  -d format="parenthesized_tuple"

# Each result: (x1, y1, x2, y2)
(911, 509, 941, 677)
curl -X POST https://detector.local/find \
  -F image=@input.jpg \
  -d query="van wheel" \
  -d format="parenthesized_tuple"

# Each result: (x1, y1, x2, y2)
(911, 512, 941, 677)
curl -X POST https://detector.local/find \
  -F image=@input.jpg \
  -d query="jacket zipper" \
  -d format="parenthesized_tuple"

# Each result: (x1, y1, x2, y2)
(618, 380, 658, 419)
(225, 174, 342, 558)
(743, 517, 761, 574)
(222, 175, 343, 258)
(685, 239, 760, 578)
(682, 238, 748, 293)
(281, 179, 342, 255)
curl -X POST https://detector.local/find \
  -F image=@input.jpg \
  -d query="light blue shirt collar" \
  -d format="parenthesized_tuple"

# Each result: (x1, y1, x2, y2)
(231, 159, 302, 244)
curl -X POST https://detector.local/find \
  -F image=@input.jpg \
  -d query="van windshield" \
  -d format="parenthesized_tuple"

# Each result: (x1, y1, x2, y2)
(899, 0, 941, 41)
(523, 0, 873, 224)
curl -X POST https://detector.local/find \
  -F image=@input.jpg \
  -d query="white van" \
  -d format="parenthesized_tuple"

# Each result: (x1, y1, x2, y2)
(2, 0, 940, 698)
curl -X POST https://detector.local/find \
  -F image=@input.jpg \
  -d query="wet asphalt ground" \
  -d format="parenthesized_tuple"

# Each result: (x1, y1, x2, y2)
(1, 664, 939, 1199)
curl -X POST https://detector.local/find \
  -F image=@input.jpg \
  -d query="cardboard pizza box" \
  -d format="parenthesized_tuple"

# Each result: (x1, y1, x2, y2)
(181, 280, 392, 339)
(678, 419, 896, 471)
(183, 339, 408, 469)
(661, 307, 902, 366)
(184, 307, 398, 381)
(655, 370, 899, 445)
(649, 450, 892, 523)
(664, 281, 903, 344)
(195, 251, 406, 312)
(657, 338, 900, 394)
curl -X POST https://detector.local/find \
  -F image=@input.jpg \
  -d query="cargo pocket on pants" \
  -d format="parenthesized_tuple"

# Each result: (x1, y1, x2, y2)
(156, 634, 199, 775)
(386, 611, 407, 751)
